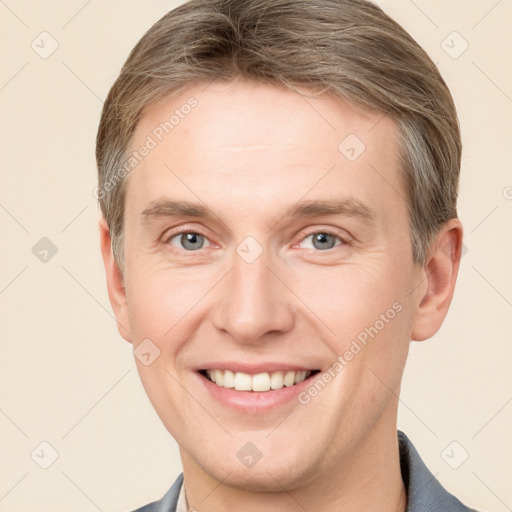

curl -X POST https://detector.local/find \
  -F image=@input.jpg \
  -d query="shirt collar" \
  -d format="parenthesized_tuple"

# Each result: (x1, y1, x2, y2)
(398, 430, 476, 511)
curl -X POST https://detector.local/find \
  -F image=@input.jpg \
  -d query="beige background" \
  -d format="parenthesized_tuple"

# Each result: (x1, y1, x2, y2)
(1, 0, 511, 510)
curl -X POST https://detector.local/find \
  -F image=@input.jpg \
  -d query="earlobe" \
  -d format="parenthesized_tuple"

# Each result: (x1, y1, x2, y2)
(98, 215, 133, 343)
(411, 218, 463, 341)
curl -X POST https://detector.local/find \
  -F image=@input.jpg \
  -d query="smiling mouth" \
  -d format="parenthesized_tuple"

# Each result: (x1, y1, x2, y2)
(199, 369, 321, 392)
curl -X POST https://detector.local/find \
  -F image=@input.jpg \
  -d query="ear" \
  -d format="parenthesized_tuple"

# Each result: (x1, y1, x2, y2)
(99, 215, 132, 343)
(411, 218, 464, 341)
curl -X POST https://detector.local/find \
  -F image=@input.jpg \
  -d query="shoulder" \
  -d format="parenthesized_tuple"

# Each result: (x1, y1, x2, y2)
(129, 473, 184, 512)
(398, 431, 480, 512)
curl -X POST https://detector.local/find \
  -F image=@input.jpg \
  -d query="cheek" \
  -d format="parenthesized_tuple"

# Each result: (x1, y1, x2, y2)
(291, 263, 406, 341)
(125, 272, 200, 437)
(293, 262, 413, 407)
(125, 268, 204, 341)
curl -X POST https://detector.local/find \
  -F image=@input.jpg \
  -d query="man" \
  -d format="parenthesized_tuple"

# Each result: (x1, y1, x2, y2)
(96, 1, 478, 510)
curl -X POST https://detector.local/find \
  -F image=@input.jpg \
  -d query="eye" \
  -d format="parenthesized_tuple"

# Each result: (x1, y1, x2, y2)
(298, 231, 344, 251)
(166, 231, 212, 251)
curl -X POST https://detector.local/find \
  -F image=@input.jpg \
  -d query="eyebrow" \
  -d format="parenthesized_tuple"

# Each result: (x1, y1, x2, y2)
(139, 197, 375, 224)
(140, 200, 211, 222)
(284, 198, 374, 221)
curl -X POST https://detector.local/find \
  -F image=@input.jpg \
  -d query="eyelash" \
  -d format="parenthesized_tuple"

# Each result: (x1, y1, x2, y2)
(293, 229, 348, 251)
(163, 227, 349, 253)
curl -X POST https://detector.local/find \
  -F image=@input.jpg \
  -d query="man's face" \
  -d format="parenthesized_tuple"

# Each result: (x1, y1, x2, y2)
(117, 80, 424, 490)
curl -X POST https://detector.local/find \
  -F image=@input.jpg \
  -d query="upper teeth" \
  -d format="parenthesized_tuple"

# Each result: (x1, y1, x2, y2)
(205, 370, 312, 392)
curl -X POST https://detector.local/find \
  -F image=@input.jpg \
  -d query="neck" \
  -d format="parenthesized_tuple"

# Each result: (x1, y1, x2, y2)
(180, 416, 407, 512)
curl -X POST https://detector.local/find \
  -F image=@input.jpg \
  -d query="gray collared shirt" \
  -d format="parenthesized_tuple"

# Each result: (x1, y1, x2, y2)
(131, 430, 478, 512)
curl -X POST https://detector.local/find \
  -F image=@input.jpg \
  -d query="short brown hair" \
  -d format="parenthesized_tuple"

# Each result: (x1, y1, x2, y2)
(96, 0, 461, 272)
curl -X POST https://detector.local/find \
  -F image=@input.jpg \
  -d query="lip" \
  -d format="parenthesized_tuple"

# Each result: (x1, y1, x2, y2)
(196, 362, 318, 374)
(195, 368, 321, 413)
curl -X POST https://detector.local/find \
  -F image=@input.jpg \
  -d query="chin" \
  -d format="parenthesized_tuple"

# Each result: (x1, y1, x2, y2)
(193, 447, 320, 493)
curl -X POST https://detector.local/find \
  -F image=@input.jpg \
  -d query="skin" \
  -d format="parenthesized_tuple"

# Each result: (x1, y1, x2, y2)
(99, 78, 463, 512)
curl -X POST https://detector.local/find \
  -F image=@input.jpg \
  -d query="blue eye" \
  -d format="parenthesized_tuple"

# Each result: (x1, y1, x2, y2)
(164, 229, 345, 254)
(300, 232, 343, 250)
(168, 232, 210, 251)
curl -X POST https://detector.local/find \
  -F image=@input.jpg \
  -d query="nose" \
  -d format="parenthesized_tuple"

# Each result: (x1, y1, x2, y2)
(211, 247, 295, 345)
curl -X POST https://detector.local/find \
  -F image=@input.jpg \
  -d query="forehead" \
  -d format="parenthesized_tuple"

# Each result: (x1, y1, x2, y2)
(125, 80, 405, 226)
